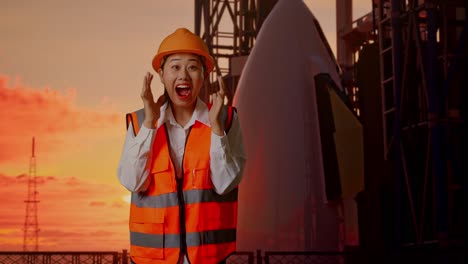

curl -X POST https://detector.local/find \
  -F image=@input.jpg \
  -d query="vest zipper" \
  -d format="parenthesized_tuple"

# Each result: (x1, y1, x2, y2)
(166, 125, 192, 261)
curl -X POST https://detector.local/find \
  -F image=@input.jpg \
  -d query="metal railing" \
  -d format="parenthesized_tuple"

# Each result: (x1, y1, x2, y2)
(0, 251, 120, 264)
(227, 251, 255, 264)
(263, 251, 346, 264)
(1, 249, 465, 264)
(262, 249, 467, 264)
(0, 250, 253, 264)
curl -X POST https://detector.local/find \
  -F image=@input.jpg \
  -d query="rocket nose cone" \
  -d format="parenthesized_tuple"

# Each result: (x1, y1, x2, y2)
(235, 0, 339, 107)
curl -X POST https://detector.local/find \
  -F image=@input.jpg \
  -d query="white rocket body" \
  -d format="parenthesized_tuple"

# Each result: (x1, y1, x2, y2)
(233, 0, 363, 251)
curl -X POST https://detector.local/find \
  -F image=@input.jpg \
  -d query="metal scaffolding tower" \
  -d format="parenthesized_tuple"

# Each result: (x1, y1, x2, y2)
(194, 0, 277, 104)
(350, 0, 467, 250)
(373, 0, 467, 247)
(23, 137, 40, 251)
(339, 1, 376, 116)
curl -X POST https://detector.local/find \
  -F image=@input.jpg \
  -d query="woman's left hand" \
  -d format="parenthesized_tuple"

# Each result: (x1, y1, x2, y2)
(209, 76, 226, 136)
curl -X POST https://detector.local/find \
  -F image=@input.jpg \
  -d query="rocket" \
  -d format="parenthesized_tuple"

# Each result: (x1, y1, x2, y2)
(233, 0, 364, 251)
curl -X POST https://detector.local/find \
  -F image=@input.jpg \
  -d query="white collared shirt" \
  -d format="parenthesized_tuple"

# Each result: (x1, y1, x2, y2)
(117, 97, 246, 195)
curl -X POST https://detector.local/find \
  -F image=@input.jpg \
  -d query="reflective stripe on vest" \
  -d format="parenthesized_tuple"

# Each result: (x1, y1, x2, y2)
(130, 228, 236, 248)
(131, 188, 238, 208)
(126, 105, 238, 264)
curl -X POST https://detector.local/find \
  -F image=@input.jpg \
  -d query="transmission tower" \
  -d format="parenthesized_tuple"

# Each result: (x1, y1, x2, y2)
(23, 137, 40, 251)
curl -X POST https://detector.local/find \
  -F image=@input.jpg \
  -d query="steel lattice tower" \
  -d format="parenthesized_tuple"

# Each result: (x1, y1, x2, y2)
(23, 137, 40, 251)
(194, 0, 277, 104)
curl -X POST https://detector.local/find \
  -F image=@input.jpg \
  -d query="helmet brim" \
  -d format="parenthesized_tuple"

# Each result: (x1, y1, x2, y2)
(152, 49, 215, 74)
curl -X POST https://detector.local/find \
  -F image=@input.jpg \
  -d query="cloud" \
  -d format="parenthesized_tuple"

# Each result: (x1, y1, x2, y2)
(0, 173, 130, 251)
(111, 201, 126, 208)
(89, 201, 107, 207)
(0, 74, 122, 164)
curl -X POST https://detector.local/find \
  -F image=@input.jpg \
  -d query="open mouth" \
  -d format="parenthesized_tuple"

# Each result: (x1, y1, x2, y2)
(176, 85, 191, 98)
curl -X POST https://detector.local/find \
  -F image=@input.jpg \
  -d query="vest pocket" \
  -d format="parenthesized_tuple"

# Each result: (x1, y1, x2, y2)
(191, 167, 212, 189)
(152, 158, 170, 174)
(130, 208, 165, 259)
(151, 159, 176, 194)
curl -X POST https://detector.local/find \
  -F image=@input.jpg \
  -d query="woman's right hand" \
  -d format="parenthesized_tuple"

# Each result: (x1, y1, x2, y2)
(141, 72, 166, 129)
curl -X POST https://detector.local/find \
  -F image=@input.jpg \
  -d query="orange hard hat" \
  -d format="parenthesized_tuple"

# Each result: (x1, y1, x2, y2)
(152, 28, 215, 74)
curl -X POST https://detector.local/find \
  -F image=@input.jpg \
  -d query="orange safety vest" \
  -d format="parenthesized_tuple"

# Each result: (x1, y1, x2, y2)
(125, 105, 237, 264)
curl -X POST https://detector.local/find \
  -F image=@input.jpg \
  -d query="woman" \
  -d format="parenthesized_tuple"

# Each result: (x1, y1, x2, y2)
(117, 28, 246, 264)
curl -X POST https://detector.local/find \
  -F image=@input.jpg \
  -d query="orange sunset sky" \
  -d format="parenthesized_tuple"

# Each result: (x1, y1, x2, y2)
(0, 0, 370, 251)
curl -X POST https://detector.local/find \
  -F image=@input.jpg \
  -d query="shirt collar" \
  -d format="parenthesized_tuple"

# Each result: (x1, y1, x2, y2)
(158, 97, 210, 129)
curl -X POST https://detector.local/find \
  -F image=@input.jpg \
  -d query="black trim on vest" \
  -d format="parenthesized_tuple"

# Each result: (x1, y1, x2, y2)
(125, 113, 135, 136)
(164, 124, 191, 257)
(126, 108, 145, 137)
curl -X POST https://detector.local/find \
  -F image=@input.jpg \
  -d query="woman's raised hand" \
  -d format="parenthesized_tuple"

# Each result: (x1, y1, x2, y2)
(209, 76, 226, 136)
(141, 72, 166, 129)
